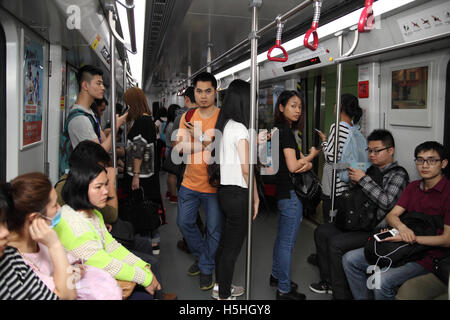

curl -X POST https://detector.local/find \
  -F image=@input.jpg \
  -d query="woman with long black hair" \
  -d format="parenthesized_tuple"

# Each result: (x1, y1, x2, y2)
(270, 90, 314, 300)
(211, 79, 259, 300)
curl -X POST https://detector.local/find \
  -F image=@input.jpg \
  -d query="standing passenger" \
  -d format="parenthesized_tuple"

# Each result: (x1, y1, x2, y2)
(123, 87, 162, 255)
(212, 79, 259, 300)
(174, 72, 221, 290)
(270, 90, 314, 300)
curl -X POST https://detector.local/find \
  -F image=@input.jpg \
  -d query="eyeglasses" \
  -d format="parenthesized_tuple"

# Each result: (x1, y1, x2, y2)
(366, 146, 391, 155)
(414, 158, 442, 166)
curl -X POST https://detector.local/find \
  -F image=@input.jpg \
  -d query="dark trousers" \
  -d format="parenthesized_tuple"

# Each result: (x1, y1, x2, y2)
(314, 223, 371, 300)
(215, 185, 248, 299)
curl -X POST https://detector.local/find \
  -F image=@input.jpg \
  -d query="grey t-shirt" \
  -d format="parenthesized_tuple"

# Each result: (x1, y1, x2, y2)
(67, 104, 99, 149)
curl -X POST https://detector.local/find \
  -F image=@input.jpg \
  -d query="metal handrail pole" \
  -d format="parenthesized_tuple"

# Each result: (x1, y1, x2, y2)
(110, 13, 118, 171)
(246, 0, 261, 301)
(108, 1, 137, 54)
(329, 32, 343, 221)
(186, 0, 313, 82)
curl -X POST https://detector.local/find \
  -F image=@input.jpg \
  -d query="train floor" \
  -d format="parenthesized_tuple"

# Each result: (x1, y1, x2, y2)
(156, 172, 332, 300)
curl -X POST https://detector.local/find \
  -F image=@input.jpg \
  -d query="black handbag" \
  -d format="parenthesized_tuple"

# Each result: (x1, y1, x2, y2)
(129, 188, 163, 234)
(161, 153, 185, 176)
(432, 250, 450, 284)
(364, 212, 444, 268)
(290, 170, 322, 210)
(109, 218, 135, 250)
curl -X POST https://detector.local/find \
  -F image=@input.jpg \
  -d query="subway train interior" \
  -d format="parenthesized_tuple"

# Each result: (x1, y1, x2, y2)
(0, 0, 449, 301)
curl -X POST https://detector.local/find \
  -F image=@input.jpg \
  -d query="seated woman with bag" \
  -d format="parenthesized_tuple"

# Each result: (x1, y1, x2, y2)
(56, 160, 161, 299)
(6, 172, 121, 300)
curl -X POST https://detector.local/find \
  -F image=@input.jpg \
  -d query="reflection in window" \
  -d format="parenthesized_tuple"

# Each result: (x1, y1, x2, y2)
(391, 66, 428, 109)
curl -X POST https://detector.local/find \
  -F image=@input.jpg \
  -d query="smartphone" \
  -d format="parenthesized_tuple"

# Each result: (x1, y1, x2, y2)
(314, 128, 320, 132)
(374, 228, 399, 242)
(121, 105, 130, 116)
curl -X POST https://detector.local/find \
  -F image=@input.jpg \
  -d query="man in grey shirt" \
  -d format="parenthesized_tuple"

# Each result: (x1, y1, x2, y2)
(68, 65, 127, 151)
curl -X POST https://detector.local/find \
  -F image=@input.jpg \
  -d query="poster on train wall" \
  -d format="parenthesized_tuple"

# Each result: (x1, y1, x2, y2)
(22, 36, 44, 148)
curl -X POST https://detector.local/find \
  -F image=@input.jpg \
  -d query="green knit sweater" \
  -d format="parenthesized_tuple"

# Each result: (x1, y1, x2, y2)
(55, 205, 153, 287)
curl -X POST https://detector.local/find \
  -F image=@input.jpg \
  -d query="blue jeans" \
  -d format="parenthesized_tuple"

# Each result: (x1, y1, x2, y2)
(272, 190, 303, 293)
(177, 185, 222, 275)
(342, 247, 428, 300)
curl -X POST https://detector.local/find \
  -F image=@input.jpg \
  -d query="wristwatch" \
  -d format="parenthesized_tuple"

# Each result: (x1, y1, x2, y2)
(199, 132, 206, 142)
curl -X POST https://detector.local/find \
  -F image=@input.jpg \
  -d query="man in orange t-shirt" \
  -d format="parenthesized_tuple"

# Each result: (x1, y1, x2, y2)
(174, 72, 221, 291)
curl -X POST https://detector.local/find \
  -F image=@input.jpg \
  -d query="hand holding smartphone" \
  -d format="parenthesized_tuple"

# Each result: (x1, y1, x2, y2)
(374, 228, 399, 242)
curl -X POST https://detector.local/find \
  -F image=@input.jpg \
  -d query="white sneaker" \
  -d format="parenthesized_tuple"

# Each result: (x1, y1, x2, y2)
(211, 283, 245, 299)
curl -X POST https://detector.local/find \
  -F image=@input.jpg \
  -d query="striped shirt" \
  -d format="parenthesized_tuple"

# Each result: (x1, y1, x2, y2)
(321, 122, 351, 196)
(0, 247, 58, 300)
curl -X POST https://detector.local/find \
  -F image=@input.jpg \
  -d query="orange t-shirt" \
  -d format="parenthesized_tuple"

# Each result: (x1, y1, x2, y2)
(178, 107, 220, 193)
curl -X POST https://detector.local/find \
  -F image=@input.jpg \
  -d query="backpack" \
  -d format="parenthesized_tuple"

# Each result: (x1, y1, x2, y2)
(337, 123, 369, 183)
(364, 212, 444, 269)
(334, 165, 408, 232)
(59, 109, 101, 177)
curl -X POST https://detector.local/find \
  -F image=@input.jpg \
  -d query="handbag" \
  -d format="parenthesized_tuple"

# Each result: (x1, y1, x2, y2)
(364, 212, 444, 269)
(109, 218, 135, 251)
(290, 170, 322, 210)
(432, 250, 450, 284)
(161, 150, 185, 176)
(116, 280, 137, 300)
(129, 187, 163, 234)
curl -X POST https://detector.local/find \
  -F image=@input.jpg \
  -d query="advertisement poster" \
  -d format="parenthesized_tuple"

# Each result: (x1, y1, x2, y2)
(22, 36, 44, 147)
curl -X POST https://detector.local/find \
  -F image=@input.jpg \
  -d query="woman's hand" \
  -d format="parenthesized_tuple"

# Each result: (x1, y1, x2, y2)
(315, 129, 326, 142)
(144, 266, 161, 295)
(132, 175, 140, 190)
(295, 161, 313, 173)
(29, 217, 60, 249)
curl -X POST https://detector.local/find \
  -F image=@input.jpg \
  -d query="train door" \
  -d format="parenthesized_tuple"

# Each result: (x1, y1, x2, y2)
(0, 24, 5, 182)
(380, 51, 449, 181)
(444, 59, 450, 179)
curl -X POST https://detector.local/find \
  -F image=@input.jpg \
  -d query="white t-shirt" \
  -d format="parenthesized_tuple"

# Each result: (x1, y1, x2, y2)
(219, 120, 249, 188)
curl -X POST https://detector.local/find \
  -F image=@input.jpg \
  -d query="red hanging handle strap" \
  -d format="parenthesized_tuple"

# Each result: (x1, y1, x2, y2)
(267, 17, 288, 62)
(358, 0, 375, 33)
(304, 0, 322, 51)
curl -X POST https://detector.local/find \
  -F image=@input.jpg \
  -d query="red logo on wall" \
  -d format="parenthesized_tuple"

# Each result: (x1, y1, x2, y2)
(358, 80, 369, 99)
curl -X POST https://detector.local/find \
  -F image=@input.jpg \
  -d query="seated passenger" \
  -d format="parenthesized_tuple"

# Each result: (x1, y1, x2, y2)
(6, 172, 121, 300)
(310, 129, 409, 299)
(0, 181, 57, 300)
(56, 161, 161, 298)
(342, 141, 450, 300)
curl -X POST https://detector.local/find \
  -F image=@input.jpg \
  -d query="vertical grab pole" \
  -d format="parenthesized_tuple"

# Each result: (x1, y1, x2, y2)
(329, 32, 343, 221)
(109, 11, 117, 171)
(246, 0, 261, 301)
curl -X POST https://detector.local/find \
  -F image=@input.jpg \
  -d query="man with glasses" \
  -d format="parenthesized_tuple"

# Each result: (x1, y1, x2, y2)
(310, 129, 409, 299)
(343, 141, 449, 300)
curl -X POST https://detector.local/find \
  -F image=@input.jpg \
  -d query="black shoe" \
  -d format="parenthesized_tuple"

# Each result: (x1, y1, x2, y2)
(309, 281, 333, 294)
(307, 253, 318, 267)
(199, 273, 214, 291)
(187, 261, 200, 276)
(276, 289, 306, 300)
(269, 274, 298, 291)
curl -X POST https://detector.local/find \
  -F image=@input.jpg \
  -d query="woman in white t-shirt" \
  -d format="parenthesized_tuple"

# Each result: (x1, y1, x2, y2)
(209, 79, 259, 300)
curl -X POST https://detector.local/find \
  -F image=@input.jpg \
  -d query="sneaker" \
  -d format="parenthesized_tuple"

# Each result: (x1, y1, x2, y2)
(211, 283, 245, 299)
(162, 292, 177, 300)
(199, 273, 214, 290)
(187, 261, 200, 276)
(217, 296, 236, 300)
(307, 253, 318, 267)
(152, 244, 160, 255)
(269, 274, 298, 291)
(276, 289, 306, 300)
(309, 281, 333, 294)
(169, 195, 178, 203)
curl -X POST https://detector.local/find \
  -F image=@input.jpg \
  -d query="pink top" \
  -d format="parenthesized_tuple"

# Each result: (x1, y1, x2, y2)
(22, 243, 122, 300)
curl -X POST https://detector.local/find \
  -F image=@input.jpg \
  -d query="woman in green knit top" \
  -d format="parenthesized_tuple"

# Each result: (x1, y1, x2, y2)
(56, 161, 161, 296)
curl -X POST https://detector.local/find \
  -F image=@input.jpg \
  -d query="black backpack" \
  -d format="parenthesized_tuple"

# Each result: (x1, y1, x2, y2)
(334, 165, 408, 232)
(364, 212, 444, 268)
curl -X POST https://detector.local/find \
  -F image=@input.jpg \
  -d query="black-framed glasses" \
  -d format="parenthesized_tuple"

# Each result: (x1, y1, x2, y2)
(414, 158, 442, 166)
(366, 146, 391, 155)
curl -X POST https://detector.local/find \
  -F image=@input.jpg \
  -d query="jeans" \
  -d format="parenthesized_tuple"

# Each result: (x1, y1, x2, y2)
(314, 223, 370, 299)
(215, 185, 248, 299)
(342, 247, 428, 300)
(177, 185, 222, 275)
(272, 190, 303, 293)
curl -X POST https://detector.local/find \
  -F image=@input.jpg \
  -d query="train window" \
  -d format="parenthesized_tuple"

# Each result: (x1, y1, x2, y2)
(391, 66, 428, 110)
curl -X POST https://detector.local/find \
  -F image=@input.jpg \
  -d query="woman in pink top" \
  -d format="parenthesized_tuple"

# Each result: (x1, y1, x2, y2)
(6, 172, 121, 300)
